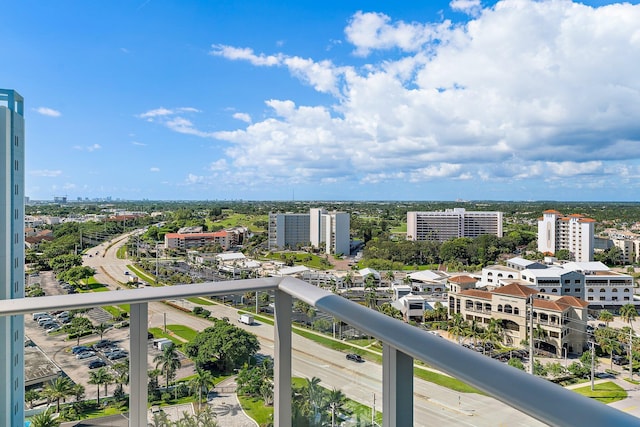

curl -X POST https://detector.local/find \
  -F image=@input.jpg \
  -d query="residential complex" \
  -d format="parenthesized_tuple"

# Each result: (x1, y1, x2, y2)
(407, 208, 503, 242)
(0, 89, 25, 426)
(269, 209, 350, 255)
(537, 210, 595, 262)
(164, 227, 248, 251)
(448, 281, 588, 356)
(479, 259, 635, 311)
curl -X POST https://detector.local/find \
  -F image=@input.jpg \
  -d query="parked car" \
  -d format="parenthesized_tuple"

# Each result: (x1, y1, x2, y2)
(93, 340, 111, 350)
(106, 350, 128, 360)
(72, 345, 90, 354)
(613, 355, 628, 365)
(76, 351, 96, 360)
(88, 359, 107, 369)
(346, 353, 364, 363)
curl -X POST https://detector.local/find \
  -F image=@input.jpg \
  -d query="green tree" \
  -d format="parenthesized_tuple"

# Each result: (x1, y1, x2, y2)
(189, 368, 216, 405)
(325, 388, 347, 427)
(482, 318, 505, 351)
(29, 408, 60, 427)
(58, 265, 95, 286)
(42, 376, 74, 413)
(94, 322, 110, 340)
(533, 325, 548, 350)
(185, 320, 259, 372)
(49, 253, 83, 273)
(598, 310, 614, 327)
(154, 343, 182, 391)
(620, 304, 637, 379)
(88, 367, 113, 405)
(68, 316, 93, 345)
(364, 275, 378, 309)
(448, 313, 467, 344)
(25, 389, 41, 408)
(508, 357, 525, 370)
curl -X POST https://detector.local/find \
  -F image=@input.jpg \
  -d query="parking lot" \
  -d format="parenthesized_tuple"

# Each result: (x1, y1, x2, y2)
(25, 271, 194, 403)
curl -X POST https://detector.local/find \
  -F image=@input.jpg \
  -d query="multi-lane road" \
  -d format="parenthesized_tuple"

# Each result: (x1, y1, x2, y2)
(78, 234, 544, 426)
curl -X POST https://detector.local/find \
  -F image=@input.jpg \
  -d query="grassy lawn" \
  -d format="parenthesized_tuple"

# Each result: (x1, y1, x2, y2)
(413, 368, 481, 394)
(102, 305, 127, 318)
(237, 395, 273, 425)
(208, 212, 268, 233)
(116, 246, 127, 259)
(149, 327, 185, 346)
(85, 282, 109, 292)
(186, 297, 215, 306)
(572, 381, 627, 403)
(166, 324, 198, 341)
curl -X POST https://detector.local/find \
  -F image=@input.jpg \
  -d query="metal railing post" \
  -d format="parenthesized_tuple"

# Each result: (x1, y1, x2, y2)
(274, 289, 292, 427)
(130, 302, 149, 427)
(382, 343, 413, 427)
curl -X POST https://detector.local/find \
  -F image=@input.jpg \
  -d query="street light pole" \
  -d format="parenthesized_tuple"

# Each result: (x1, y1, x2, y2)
(528, 296, 534, 375)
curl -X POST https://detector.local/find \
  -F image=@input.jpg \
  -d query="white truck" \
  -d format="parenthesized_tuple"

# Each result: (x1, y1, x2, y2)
(238, 314, 254, 325)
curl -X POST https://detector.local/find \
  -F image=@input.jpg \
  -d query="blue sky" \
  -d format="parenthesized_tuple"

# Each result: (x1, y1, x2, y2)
(2, 0, 640, 202)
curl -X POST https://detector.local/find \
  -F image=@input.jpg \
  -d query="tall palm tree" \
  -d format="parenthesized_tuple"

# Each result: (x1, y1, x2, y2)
(384, 270, 395, 286)
(598, 310, 614, 328)
(325, 388, 347, 427)
(482, 318, 505, 353)
(94, 322, 110, 340)
(25, 389, 41, 409)
(465, 319, 483, 347)
(620, 304, 637, 379)
(88, 367, 112, 405)
(189, 368, 216, 405)
(448, 313, 467, 344)
(154, 343, 182, 390)
(304, 376, 323, 422)
(364, 275, 378, 309)
(533, 325, 548, 351)
(42, 376, 73, 413)
(112, 359, 130, 398)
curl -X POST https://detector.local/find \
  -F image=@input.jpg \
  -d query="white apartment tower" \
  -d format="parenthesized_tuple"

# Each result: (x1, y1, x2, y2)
(537, 210, 595, 262)
(0, 89, 25, 426)
(270, 209, 350, 255)
(407, 208, 503, 242)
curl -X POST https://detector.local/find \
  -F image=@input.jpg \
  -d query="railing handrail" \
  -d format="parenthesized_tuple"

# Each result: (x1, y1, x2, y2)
(2, 276, 638, 426)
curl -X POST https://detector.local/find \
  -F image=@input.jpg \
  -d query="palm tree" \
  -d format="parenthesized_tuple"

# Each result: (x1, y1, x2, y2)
(154, 343, 182, 390)
(465, 319, 483, 347)
(112, 359, 130, 399)
(25, 389, 40, 408)
(448, 313, 467, 344)
(189, 368, 216, 405)
(533, 325, 548, 351)
(598, 310, 614, 328)
(325, 388, 347, 427)
(88, 367, 112, 405)
(344, 272, 353, 289)
(94, 322, 110, 340)
(304, 376, 323, 422)
(29, 408, 60, 427)
(364, 275, 378, 309)
(620, 304, 637, 379)
(42, 376, 73, 413)
(384, 270, 395, 286)
(482, 318, 505, 353)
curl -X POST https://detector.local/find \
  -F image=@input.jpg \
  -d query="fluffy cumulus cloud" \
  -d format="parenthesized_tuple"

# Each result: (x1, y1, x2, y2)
(173, 1, 640, 195)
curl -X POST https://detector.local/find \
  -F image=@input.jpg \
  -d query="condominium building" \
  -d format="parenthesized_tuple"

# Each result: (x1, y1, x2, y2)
(269, 209, 350, 255)
(448, 282, 588, 355)
(0, 89, 25, 426)
(537, 210, 595, 262)
(407, 208, 503, 242)
(268, 212, 311, 250)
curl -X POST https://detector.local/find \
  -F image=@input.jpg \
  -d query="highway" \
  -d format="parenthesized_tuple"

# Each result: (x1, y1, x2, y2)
(82, 233, 545, 426)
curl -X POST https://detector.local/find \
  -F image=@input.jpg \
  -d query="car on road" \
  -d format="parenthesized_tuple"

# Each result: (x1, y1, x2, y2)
(346, 353, 364, 363)
(88, 359, 107, 369)
(76, 351, 96, 360)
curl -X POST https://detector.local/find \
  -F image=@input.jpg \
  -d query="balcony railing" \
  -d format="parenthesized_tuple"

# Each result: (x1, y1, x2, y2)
(1, 276, 637, 426)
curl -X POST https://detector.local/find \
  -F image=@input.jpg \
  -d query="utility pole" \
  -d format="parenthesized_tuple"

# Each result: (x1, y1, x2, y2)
(590, 340, 595, 391)
(630, 327, 634, 381)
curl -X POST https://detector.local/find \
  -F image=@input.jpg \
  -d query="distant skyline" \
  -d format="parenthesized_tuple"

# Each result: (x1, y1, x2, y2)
(3, 0, 640, 202)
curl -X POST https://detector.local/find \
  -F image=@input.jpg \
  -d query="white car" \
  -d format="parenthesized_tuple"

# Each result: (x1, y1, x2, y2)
(76, 351, 96, 360)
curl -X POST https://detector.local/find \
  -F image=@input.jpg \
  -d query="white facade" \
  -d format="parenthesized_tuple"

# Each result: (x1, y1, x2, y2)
(0, 89, 25, 426)
(407, 208, 503, 242)
(269, 209, 350, 255)
(538, 210, 595, 262)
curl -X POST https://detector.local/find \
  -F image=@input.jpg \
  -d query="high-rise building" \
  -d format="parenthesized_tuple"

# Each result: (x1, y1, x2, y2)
(407, 208, 503, 242)
(269, 209, 350, 255)
(0, 89, 25, 426)
(537, 210, 595, 262)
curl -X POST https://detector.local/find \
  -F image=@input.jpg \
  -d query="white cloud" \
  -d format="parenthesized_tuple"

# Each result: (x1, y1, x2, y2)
(137, 106, 213, 137)
(34, 107, 61, 117)
(450, 0, 482, 16)
(206, 1, 640, 192)
(30, 169, 62, 177)
(232, 113, 252, 123)
(73, 144, 102, 152)
(150, 167, 160, 172)
(209, 159, 228, 171)
(132, 141, 146, 146)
